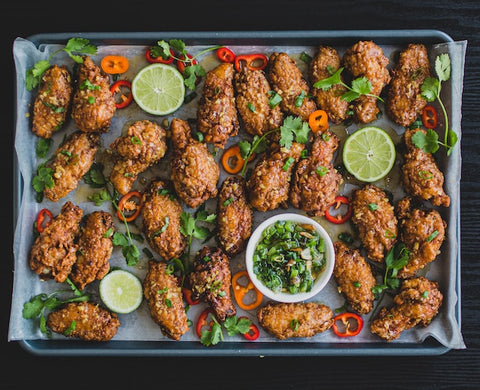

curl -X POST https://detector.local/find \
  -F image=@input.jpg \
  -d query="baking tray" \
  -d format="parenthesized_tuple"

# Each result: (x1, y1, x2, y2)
(13, 30, 462, 356)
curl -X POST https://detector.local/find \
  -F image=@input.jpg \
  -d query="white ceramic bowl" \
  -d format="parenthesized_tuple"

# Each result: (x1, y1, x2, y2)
(245, 213, 335, 303)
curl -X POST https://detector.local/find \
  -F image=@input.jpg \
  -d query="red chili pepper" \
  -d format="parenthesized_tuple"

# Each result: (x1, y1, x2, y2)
(196, 308, 215, 338)
(217, 47, 236, 63)
(234, 53, 268, 72)
(182, 287, 200, 305)
(325, 196, 352, 224)
(36, 208, 53, 233)
(176, 53, 198, 74)
(145, 47, 175, 64)
(422, 105, 438, 129)
(332, 312, 363, 337)
(110, 80, 133, 109)
(117, 191, 143, 222)
(239, 317, 260, 341)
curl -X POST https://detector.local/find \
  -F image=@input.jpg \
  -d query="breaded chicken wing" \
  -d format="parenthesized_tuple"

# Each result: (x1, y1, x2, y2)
(143, 260, 189, 341)
(267, 52, 317, 121)
(234, 67, 284, 136)
(246, 142, 305, 212)
(308, 46, 349, 124)
(197, 63, 239, 148)
(47, 301, 120, 341)
(71, 56, 116, 133)
(29, 201, 83, 283)
(170, 118, 220, 209)
(43, 130, 99, 202)
(187, 246, 236, 322)
(142, 178, 186, 261)
(351, 184, 398, 263)
(401, 128, 450, 207)
(343, 41, 391, 123)
(290, 131, 342, 216)
(109, 120, 167, 195)
(32, 65, 73, 138)
(386, 44, 431, 127)
(217, 176, 253, 256)
(395, 197, 446, 278)
(257, 302, 334, 340)
(370, 277, 443, 341)
(333, 241, 376, 314)
(69, 211, 115, 290)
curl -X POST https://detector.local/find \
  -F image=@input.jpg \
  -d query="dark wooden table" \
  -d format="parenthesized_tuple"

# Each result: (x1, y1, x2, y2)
(3, 1, 479, 388)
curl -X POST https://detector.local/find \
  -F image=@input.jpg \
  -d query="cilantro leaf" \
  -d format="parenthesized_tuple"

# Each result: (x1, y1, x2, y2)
(279, 116, 311, 149)
(435, 53, 451, 82)
(63, 38, 97, 63)
(223, 316, 252, 336)
(25, 60, 50, 91)
(411, 129, 439, 154)
(313, 67, 343, 91)
(351, 77, 372, 95)
(420, 77, 439, 102)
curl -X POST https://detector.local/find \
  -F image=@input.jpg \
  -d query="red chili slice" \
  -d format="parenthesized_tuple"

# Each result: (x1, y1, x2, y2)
(110, 80, 133, 109)
(332, 312, 363, 337)
(217, 47, 236, 63)
(325, 196, 352, 224)
(145, 47, 175, 64)
(234, 54, 268, 72)
(36, 208, 53, 233)
(422, 105, 438, 129)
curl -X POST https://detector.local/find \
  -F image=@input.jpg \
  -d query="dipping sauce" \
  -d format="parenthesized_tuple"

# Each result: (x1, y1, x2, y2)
(252, 220, 326, 294)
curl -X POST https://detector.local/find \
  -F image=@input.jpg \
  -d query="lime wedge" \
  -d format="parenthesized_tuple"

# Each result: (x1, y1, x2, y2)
(99, 269, 143, 314)
(132, 63, 185, 116)
(342, 126, 396, 182)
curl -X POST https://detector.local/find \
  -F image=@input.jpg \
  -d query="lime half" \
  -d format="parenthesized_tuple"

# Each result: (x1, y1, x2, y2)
(99, 269, 143, 314)
(342, 126, 396, 182)
(132, 63, 185, 116)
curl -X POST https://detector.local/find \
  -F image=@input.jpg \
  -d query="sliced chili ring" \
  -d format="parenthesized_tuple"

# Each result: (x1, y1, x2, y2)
(117, 191, 143, 222)
(196, 308, 216, 338)
(176, 53, 198, 74)
(332, 312, 363, 337)
(325, 196, 352, 224)
(234, 54, 268, 72)
(232, 270, 263, 311)
(110, 80, 133, 109)
(308, 109, 329, 133)
(36, 208, 53, 233)
(145, 47, 175, 64)
(422, 105, 438, 129)
(182, 287, 201, 305)
(217, 47, 236, 63)
(239, 316, 260, 341)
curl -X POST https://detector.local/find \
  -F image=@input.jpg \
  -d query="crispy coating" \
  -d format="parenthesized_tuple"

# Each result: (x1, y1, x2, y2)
(44, 130, 99, 202)
(142, 178, 186, 261)
(343, 41, 391, 123)
(267, 52, 317, 121)
(234, 67, 284, 136)
(187, 246, 236, 322)
(395, 197, 447, 278)
(308, 46, 349, 124)
(32, 65, 73, 138)
(351, 184, 398, 263)
(246, 142, 305, 212)
(290, 132, 342, 216)
(170, 118, 220, 208)
(71, 56, 116, 133)
(333, 241, 376, 314)
(401, 128, 450, 207)
(47, 302, 120, 341)
(109, 120, 167, 195)
(370, 277, 443, 341)
(69, 211, 115, 290)
(217, 176, 253, 256)
(29, 201, 83, 283)
(197, 63, 239, 148)
(143, 260, 189, 340)
(257, 302, 334, 340)
(386, 44, 431, 127)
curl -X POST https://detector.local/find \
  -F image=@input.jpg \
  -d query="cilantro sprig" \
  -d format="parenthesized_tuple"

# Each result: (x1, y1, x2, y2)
(372, 243, 410, 297)
(200, 315, 253, 347)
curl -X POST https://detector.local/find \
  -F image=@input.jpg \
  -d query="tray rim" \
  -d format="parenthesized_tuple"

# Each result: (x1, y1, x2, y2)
(13, 29, 460, 357)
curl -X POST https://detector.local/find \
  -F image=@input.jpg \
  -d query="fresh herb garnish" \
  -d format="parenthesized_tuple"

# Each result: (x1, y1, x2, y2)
(200, 315, 253, 347)
(371, 243, 410, 296)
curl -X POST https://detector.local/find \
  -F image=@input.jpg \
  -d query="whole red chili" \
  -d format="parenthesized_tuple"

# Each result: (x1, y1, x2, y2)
(182, 287, 200, 306)
(234, 53, 268, 72)
(422, 105, 438, 129)
(239, 317, 260, 341)
(110, 80, 133, 109)
(332, 312, 363, 337)
(145, 47, 175, 64)
(196, 308, 215, 338)
(325, 196, 352, 224)
(36, 208, 53, 233)
(217, 47, 236, 63)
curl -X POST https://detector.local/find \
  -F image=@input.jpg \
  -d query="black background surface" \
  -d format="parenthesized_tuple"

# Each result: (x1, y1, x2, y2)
(2, 1, 479, 389)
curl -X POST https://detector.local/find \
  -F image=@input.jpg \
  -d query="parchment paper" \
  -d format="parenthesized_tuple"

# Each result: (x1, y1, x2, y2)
(9, 36, 466, 349)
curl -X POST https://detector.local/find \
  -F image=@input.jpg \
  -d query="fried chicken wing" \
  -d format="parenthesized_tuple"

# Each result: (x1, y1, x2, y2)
(170, 118, 220, 208)
(143, 260, 189, 340)
(217, 176, 253, 256)
(32, 65, 73, 138)
(351, 184, 398, 263)
(333, 241, 376, 314)
(386, 44, 431, 127)
(29, 201, 83, 283)
(395, 197, 446, 278)
(257, 302, 334, 340)
(43, 130, 99, 202)
(197, 63, 239, 148)
(142, 178, 186, 261)
(343, 41, 391, 123)
(234, 67, 284, 136)
(109, 120, 167, 195)
(71, 56, 116, 133)
(246, 142, 305, 212)
(47, 302, 120, 341)
(267, 52, 317, 121)
(308, 46, 349, 124)
(290, 131, 342, 216)
(69, 211, 115, 290)
(187, 246, 236, 322)
(401, 128, 450, 207)
(370, 277, 443, 341)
